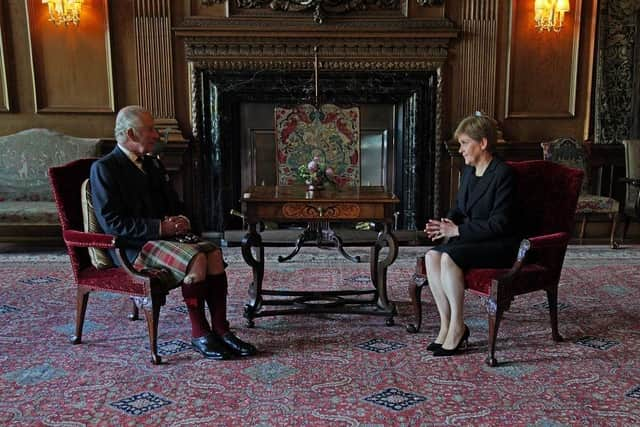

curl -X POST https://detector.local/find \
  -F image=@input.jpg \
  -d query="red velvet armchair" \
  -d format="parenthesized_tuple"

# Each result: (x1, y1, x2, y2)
(49, 158, 178, 364)
(407, 160, 584, 366)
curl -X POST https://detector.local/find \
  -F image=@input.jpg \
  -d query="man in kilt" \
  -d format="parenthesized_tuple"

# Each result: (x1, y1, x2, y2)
(90, 105, 256, 360)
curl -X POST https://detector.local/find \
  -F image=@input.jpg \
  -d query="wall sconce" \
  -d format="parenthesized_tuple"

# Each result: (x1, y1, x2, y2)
(42, 0, 83, 26)
(534, 0, 570, 32)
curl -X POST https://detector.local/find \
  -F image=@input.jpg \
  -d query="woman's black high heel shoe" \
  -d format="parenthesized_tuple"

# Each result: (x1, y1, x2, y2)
(433, 326, 470, 357)
(426, 342, 442, 352)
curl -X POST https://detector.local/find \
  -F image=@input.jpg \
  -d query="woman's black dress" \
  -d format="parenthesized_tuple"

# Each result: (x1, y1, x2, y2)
(431, 157, 522, 270)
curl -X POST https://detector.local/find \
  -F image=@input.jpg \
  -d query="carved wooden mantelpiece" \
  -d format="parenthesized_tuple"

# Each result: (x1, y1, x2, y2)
(180, 23, 456, 232)
(183, 38, 454, 68)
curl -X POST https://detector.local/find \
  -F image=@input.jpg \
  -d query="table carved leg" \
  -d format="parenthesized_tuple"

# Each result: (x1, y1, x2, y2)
(278, 221, 361, 263)
(241, 224, 264, 328)
(370, 224, 398, 325)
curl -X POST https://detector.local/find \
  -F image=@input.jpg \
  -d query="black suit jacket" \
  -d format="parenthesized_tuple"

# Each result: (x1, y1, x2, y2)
(90, 146, 182, 263)
(447, 157, 518, 243)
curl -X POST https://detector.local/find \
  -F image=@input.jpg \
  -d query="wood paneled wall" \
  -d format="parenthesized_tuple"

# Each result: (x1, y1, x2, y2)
(0, 5, 10, 112)
(25, 0, 114, 113)
(450, 0, 499, 124)
(448, 0, 598, 143)
(0, 0, 600, 143)
(0, 0, 137, 137)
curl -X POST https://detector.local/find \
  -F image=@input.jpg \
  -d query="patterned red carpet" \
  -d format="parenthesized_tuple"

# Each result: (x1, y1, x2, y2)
(1, 246, 639, 426)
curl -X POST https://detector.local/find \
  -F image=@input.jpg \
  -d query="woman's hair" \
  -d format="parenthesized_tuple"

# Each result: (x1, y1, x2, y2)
(454, 112, 498, 153)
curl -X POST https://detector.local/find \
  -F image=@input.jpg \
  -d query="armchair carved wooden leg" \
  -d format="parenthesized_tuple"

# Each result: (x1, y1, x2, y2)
(486, 304, 505, 367)
(141, 296, 163, 365)
(621, 216, 631, 243)
(609, 213, 619, 249)
(578, 215, 587, 245)
(406, 256, 428, 333)
(128, 298, 139, 321)
(71, 286, 90, 344)
(486, 279, 509, 367)
(546, 286, 564, 342)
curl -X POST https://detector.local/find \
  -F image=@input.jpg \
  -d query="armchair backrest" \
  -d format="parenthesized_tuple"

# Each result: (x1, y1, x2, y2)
(508, 160, 584, 238)
(540, 137, 590, 195)
(48, 158, 97, 274)
(275, 103, 360, 187)
(622, 139, 640, 209)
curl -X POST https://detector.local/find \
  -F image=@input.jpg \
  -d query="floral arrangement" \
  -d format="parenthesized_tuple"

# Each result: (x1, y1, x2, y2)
(297, 156, 335, 188)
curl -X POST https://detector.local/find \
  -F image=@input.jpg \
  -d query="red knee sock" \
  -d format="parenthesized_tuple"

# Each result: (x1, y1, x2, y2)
(205, 273, 230, 335)
(181, 281, 211, 338)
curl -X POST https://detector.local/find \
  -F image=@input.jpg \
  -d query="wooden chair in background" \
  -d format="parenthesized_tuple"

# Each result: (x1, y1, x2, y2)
(620, 139, 640, 241)
(541, 137, 620, 248)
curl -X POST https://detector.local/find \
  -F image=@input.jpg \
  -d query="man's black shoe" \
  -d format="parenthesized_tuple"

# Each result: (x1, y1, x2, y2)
(191, 334, 233, 360)
(221, 332, 257, 357)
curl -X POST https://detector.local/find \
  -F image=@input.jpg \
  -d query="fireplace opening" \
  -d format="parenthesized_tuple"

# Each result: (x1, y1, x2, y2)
(194, 69, 439, 234)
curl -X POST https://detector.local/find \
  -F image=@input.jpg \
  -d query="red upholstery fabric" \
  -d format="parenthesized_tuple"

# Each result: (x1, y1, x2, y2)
(409, 160, 583, 365)
(49, 158, 148, 296)
(49, 158, 186, 364)
(465, 264, 550, 296)
(463, 160, 583, 295)
(77, 267, 146, 294)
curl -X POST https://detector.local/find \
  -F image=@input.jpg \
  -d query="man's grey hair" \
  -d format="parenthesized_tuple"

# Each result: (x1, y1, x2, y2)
(114, 105, 149, 143)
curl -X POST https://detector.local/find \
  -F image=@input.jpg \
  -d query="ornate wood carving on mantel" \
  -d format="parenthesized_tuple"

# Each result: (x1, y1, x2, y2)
(183, 38, 452, 65)
(201, 0, 443, 9)
(199, 0, 442, 23)
(179, 14, 455, 30)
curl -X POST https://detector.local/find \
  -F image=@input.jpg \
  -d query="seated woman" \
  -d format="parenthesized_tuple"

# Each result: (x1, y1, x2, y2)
(424, 113, 521, 357)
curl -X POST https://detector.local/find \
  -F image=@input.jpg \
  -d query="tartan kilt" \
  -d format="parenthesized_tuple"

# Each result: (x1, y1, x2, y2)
(133, 240, 219, 286)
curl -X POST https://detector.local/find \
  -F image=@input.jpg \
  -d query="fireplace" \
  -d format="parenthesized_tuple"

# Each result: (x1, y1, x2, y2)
(185, 39, 450, 234)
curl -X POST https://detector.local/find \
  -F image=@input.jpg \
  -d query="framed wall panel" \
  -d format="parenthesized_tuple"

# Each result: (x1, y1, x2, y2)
(505, 0, 582, 118)
(25, 0, 114, 113)
(0, 4, 10, 112)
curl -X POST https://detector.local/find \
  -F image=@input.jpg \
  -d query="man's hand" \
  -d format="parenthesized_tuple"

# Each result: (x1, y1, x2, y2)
(160, 215, 191, 237)
(424, 218, 459, 241)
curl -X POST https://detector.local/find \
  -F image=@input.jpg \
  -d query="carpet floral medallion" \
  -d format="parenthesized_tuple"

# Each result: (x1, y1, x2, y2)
(0, 246, 639, 426)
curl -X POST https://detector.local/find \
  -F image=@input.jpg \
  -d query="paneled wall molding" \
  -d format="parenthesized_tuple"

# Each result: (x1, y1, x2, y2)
(451, 0, 498, 125)
(25, 0, 114, 113)
(504, 0, 582, 119)
(0, 4, 10, 112)
(133, 0, 183, 141)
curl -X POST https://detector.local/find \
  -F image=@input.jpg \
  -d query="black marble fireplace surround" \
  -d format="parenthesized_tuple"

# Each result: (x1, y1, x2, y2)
(194, 69, 439, 233)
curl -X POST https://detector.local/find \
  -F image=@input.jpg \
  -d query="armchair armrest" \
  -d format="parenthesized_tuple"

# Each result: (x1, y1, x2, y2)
(510, 232, 569, 263)
(63, 230, 117, 249)
(619, 178, 640, 216)
(497, 232, 570, 282)
(619, 177, 640, 187)
(114, 246, 177, 290)
(64, 230, 175, 289)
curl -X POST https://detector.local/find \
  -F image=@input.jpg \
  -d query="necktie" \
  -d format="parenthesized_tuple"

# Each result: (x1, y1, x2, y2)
(134, 156, 145, 173)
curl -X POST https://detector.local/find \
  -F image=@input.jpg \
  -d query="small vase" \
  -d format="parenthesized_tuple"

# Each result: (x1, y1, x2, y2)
(306, 179, 324, 192)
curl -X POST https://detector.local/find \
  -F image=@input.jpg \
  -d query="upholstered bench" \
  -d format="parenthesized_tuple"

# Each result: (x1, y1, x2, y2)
(0, 129, 100, 244)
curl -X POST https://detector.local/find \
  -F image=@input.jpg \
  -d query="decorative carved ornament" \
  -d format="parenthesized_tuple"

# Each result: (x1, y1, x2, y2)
(201, 0, 441, 23)
(184, 39, 450, 68)
(282, 203, 361, 219)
